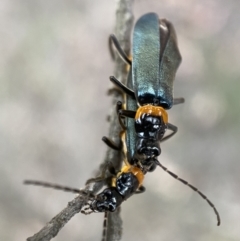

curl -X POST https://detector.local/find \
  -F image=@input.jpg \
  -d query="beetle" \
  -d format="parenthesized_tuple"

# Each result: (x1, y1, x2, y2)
(23, 12, 220, 227)
(108, 12, 184, 166)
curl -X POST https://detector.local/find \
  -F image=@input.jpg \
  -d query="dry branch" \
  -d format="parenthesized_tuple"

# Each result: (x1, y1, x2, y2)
(26, 0, 134, 240)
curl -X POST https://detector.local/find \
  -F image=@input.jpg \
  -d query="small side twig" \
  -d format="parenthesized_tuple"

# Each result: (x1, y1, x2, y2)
(26, 0, 134, 241)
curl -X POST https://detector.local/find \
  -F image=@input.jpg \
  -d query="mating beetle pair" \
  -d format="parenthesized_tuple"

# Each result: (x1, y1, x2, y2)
(25, 13, 220, 226)
(88, 13, 220, 226)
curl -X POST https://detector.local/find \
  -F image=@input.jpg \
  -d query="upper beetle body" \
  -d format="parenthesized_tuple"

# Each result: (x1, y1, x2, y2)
(110, 13, 183, 167)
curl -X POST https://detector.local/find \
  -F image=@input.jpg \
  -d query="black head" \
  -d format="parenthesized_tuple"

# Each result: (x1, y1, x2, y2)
(90, 188, 123, 212)
(136, 138, 161, 158)
(135, 113, 166, 141)
(141, 157, 160, 172)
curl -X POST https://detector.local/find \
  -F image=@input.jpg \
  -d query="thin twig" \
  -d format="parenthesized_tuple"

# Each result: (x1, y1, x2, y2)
(26, 0, 134, 240)
(105, 0, 133, 240)
(27, 195, 86, 241)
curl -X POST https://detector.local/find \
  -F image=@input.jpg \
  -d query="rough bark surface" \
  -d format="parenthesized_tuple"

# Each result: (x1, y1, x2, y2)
(26, 0, 134, 240)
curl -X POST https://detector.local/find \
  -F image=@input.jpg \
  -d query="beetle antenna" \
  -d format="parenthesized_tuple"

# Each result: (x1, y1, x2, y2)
(155, 160, 221, 226)
(24, 180, 85, 194)
(101, 212, 108, 241)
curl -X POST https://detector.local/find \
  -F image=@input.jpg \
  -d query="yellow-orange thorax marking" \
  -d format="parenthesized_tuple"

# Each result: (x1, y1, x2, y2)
(111, 165, 144, 187)
(120, 165, 144, 186)
(135, 105, 168, 124)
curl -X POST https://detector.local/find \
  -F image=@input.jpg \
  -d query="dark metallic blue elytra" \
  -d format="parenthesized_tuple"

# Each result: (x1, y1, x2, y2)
(133, 13, 181, 109)
(124, 68, 160, 171)
(124, 68, 139, 165)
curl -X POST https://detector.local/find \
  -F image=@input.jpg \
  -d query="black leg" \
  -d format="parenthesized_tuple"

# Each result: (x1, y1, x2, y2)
(116, 101, 126, 130)
(118, 109, 136, 119)
(135, 185, 146, 194)
(109, 76, 135, 99)
(173, 97, 185, 105)
(161, 123, 178, 142)
(102, 136, 122, 151)
(109, 34, 132, 65)
(107, 86, 124, 96)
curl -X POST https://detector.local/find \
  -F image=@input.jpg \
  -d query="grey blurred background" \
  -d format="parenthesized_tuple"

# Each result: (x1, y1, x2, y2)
(1, 0, 239, 240)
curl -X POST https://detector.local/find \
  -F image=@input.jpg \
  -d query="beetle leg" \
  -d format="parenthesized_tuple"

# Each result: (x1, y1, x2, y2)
(135, 185, 146, 194)
(102, 136, 122, 151)
(118, 109, 136, 119)
(161, 123, 178, 142)
(109, 76, 135, 98)
(109, 34, 132, 65)
(173, 97, 185, 105)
